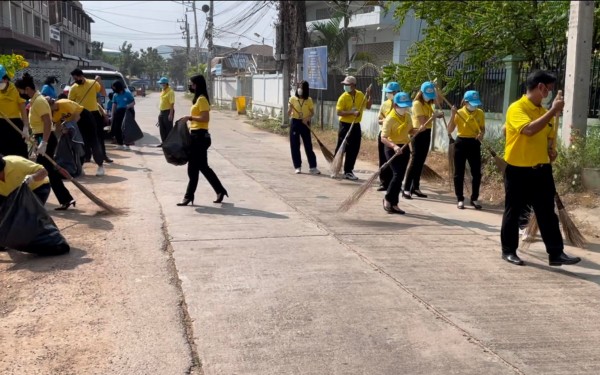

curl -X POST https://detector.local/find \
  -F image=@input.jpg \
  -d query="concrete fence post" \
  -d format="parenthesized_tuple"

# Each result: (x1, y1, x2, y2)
(502, 54, 525, 116)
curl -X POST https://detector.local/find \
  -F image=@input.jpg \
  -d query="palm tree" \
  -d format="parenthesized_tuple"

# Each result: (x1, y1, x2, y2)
(308, 17, 357, 68)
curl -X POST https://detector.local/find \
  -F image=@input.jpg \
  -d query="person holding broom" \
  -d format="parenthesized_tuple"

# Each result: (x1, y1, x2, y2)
(377, 82, 400, 191)
(380, 92, 414, 215)
(447, 90, 485, 210)
(0, 64, 30, 158)
(403, 81, 444, 199)
(287, 80, 320, 175)
(500, 70, 580, 266)
(334, 76, 372, 180)
(15, 73, 76, 211)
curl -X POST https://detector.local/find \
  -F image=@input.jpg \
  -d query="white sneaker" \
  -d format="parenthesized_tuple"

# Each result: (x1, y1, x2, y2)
(118, 145, 126, 150)
(95, 166, 105, 176)
(457, 201, 465, 209)
(309, 167, 321, 175)
(344, 172, 358, 181)
(124, 145, 131, 151)
(295, 168, 301, 174)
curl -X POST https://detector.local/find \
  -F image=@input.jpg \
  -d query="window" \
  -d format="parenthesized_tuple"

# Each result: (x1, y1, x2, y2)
(24, 10, 32, 36)
(34, 16, 41, 38)
(11, 4, 19, 32)
(42, 20, 48, 42)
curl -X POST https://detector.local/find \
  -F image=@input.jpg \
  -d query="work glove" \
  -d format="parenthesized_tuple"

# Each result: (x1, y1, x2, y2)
(37, 141, 47, 155)
(23, 175, 33, 185)
(22, 126, 30, 139)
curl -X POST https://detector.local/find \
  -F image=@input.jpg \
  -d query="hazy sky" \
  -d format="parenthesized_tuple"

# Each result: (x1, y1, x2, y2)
(82, 1, 278, 52)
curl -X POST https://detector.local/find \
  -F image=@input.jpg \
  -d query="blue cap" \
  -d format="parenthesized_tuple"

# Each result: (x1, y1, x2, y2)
(157, 77, 169, 84)
(420, 81, 436, 101)
(384, 81, 400, 93)
(393, 92, 412, 108)
(463, 90, 482, 107)
(0, 65, 6, 79)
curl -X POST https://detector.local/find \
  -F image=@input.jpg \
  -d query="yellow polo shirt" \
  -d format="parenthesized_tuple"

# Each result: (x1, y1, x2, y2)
(52, 99, 84, 123)
(455, 107, 485, 138)
(0, 155, 49, 197)
(504, 95, 556, 167)
(0, 83, 26, 118)
(159, 86, 175, 111)
(289, 96, 314, 120)
(337, 90, 366, 123)
(28, 93, 52, 134)
(412, 100, 434, 129)
(382, 109, 412, 145)
(378, 99, 393, 128)
(189, 96, 209, 130)
(68, 79, 101, 111)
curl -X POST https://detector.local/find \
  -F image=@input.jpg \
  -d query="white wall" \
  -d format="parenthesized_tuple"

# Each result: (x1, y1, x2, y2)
(213, 76, 237, 108)
(251, 73, 284, 117)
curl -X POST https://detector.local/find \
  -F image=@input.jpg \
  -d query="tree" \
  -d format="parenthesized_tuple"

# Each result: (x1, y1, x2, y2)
(383, 0, 575, 92)
(91, 41, 104, 60)
(187, 63, 207, 78)
(167, 48, 188, 85)
(140, 47, 165, 86)
(118, 41, 143, 78)
(309, 17, 356, 68)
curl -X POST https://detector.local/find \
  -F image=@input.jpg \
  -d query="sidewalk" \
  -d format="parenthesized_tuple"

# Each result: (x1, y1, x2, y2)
(147, 98, 600, 375)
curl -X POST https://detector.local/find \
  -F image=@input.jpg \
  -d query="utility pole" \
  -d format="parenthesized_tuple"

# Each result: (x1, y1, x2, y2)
(278, 1, 290, 127)
(179, 14, 191, 69)
(562, 0, 594, 146)
(192, 1, 200, 66)
(202, 1, 214, 102)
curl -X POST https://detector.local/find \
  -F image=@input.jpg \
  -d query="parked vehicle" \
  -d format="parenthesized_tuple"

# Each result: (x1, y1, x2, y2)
(61, 70, 132, 110)
(175, 85, 185, 92)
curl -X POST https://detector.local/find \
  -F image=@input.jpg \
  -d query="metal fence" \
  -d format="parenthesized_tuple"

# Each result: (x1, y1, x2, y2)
(443, 61, 506, 113)
(320, 64, 382, 104)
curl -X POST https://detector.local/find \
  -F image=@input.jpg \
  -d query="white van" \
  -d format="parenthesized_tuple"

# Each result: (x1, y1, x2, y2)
(62, 69, 132, 110)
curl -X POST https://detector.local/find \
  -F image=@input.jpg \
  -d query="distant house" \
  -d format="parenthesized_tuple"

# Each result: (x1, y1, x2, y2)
(211, 44, 277, 76)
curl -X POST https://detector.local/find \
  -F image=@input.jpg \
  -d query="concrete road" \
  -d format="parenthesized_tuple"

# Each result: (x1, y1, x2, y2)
(3, 91, 600, 374)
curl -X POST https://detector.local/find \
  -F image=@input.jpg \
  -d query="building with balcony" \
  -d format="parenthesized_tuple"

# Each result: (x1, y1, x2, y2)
(305, 1, 424, 69)
(48, 0, 94, 62)
(0, 1, 53, 60)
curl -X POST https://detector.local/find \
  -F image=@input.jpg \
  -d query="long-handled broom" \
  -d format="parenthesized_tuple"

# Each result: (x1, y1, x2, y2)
(330, 84, 372, 178)
(0, 111, 120, 214)
(338, 115, 436, 213)
(290, 105, 334, 164)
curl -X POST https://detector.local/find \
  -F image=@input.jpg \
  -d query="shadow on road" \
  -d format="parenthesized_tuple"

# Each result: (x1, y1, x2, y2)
(5, 247, 92, 272)
(195, 203, 289, 219)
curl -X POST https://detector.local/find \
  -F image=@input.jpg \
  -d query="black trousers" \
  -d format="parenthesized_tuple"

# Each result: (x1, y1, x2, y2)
(33, 183, 51, 205)
(78, 109, 103, 166)
(111, 108, 126, 145)
(334, 121, 362, 174)
(384, 145, 410, 206)
(184, 129, 226, 200)
(404, 128, 431, 192)
(158, 110, 174, 142)
(378, 130, 393, 188)
(453, 137, 482, 202)
(90, 110, 107, 158)
(500, 164, 563, 256)
(34, 132, 74, 205)
(290, 119, 317, 169)
(0, 119, 28, 158)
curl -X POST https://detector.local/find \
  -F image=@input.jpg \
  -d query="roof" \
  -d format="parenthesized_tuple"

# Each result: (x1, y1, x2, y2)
(239, 44, 273, 56)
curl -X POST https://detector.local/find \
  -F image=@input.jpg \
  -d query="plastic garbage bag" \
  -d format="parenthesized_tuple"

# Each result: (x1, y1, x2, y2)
(54, 121, 84, 178)
(121, 108, 144, 144)
(161, 119, 192, 166)
(0, 184, 70, 255)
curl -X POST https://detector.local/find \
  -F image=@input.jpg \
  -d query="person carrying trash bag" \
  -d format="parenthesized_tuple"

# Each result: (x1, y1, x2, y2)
(0, 154, 50, 206)
(0, 182, 70, 256)
(162, 118, 192, 166)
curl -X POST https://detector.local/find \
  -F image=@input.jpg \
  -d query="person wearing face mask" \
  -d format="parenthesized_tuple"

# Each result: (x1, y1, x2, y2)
(176, 74, 228, 206)
(287, 80, 319, 175)
(40, 76, 59, 99)
(334, 76, 373, 180)
(15, 73, 75, 211)
(403, 81, 444, 199)
(377, 82, 400, 191)
(380, 92, 414, 214)
(68, 69, 111, 162)
(0, 65, 30, 158)
(110, 80, 136, 150)
(447, 90, 485, 210)
(157, 77, 175, 146)
(500, 70, 580, 267)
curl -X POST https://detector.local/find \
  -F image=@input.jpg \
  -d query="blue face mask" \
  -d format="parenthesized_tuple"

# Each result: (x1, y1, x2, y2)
(343, 85, 352, 93)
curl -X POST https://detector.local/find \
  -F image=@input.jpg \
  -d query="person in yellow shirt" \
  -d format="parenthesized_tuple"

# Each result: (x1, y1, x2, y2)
(334, 75, 372, 180)
(0, 154, 50, 206)
(48, 97, 105, 176)
(15, 73, 75, 211)
(447, 90, 485, 210)
(0, 64, 30, 158)
(68, 69, 110, 162)
(500, 70, 580, 267)
(380, 92, 414, 215)
(176, 74, 228, 206)
(377, 82, 400, 191)
(157, 77, 175, 146)
(403, 81, 443, 199)
(287, 80, 319, 175)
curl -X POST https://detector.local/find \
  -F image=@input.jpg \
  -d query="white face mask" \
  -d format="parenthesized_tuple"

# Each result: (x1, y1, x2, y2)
(0, 81, 6, 91)
(386, 93, 394, 100)
(541, 90, 553, 106)
(466, 104, 477, 112)
(297, 89, 303, 96)
(396, 108, 407, 116)
(343, 85, 352, 93)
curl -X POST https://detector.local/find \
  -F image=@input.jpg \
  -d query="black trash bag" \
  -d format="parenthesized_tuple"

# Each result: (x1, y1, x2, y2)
(121, 108, 144, 144)
(54, 123, 84, 178)
(0, 184, 70, 255)
(161, 119, 192, 166)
